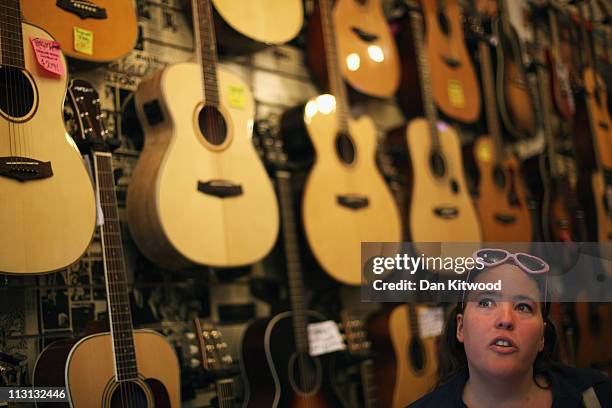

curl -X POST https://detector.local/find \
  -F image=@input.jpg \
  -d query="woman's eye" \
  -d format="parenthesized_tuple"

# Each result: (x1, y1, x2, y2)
(477, 298, 494, 308)
(516, 303, 534, 313)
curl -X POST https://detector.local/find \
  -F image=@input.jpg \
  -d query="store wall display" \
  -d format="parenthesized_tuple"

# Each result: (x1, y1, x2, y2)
(0, 0, 96, 275)
(127, 0, 280, 270)
(0, 0, 611, 405)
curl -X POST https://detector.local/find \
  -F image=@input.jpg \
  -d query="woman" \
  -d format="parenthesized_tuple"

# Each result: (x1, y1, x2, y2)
(409, 248, 612, 407)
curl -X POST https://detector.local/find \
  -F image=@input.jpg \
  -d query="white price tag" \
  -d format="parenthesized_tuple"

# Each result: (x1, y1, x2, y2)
(307, 320, 346, 357)
(418, 307, 444, 339)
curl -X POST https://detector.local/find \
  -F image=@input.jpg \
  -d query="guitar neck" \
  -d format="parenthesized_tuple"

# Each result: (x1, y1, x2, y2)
(407, 2, 441, 148)
(477, 24, 504, 160)
(276, 170, 309, 354)
(93, 152, 139, 381)
(215, 378, 235, 408)
(319, 0, 350, 132)
(0, 0, 25, 68)
(193, 0, 220, 106)
(360, 359, 377, 408)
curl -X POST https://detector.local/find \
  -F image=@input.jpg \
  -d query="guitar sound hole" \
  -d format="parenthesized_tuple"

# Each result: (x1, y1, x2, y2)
(408, 339, 426, 372)
(288, 352, 321, 395)
(430, 151, 446, 178)
(110, 381, 149, 407)
(198, 105, 227, 146)
(336, 132, 355, 164)
(0, 66, 35, 120)
(493, 166, 506, 189)
(437, 10, 450, 37)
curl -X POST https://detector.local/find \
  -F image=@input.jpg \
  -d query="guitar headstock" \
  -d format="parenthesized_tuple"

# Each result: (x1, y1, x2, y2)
(193, 319, 234, 375)
(66, 78, 116, 153)
(340, 312, 371, 357)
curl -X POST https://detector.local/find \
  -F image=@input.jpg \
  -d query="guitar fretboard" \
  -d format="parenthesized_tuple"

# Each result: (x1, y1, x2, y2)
(319, 0, 350, 133)
(193, 0, 220, 107)
(277, 170, 309, 353)
(0, 0, 25, 68)
(94, 152, 138, 382)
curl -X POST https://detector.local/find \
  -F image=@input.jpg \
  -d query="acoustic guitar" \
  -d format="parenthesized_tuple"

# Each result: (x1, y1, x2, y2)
(469, 8, 532, 243)
(493, 0, 536, 139)
(21, 0, 137, 62)
(127, 0, 279, 270)
(241, 127, 342, 407)
(308, 0, 400, 98)
(211, 0, 303, 54)
(366, 304, 439, 407)
(546, 2, 575, 121)
(403, 1, 481, 267)
(33, 79, 181, 407)
(0, 0, 96, 275)
(422, 0, 481, 123)
(300, 0, 402, 285)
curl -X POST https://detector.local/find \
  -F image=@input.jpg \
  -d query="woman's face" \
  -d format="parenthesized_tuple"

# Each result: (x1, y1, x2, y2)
(456, 264, 545, 380)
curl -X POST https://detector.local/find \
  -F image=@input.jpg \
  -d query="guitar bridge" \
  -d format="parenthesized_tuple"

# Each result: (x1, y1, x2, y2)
(197, 180, 243, 198)
(337, 194, 369, 210)
(440, 55, 461, 68)
(494, 213, 517, 225)
(433, 206, 459, 219)
(0, 156, 53, 182)
(350, 27, 379, 43)
(56, 0, 107, 19)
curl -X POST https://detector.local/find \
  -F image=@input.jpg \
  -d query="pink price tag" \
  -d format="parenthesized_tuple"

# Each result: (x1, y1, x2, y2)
(30, 37, 64, 76)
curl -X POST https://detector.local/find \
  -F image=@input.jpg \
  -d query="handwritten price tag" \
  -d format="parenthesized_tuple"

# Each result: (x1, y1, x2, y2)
(74, 27, 94, 56)
(307, 320, 346, 357)
(30, 37, 64, 76)
(418, 307, 444, 339)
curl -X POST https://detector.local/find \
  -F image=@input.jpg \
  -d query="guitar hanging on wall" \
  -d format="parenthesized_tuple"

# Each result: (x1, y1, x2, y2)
(299, 0, 402, 286)
(127, 0, 279, 270)
(0, 0, 96, 275)
(33, 79, 181, 407)
(21, 0, 138, 62)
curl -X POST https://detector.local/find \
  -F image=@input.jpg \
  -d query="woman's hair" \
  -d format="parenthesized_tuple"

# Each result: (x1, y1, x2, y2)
(437, 266, 558, 388)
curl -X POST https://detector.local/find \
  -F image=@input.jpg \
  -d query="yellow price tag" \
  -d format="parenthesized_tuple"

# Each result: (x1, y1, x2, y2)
(227, 85, 245, 109)
(73, 27, 94, 55)
(477, 141, 492, 163)
(448, 80, 465, 108)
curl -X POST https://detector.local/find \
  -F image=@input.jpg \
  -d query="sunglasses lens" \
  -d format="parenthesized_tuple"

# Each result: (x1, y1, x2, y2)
(477, 249, 507, 264)
(516, 254, 546, 272)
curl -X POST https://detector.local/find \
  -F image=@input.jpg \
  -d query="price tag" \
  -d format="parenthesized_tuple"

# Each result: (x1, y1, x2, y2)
(307, 320, 346, 357)
(73, 27, 94, 55)
(418, 307, 444, 339)
(30, 37, 64, 76)
(227, 85, 246, 109)
(448, 80, 465, 108)
(477, 141, 492, 163)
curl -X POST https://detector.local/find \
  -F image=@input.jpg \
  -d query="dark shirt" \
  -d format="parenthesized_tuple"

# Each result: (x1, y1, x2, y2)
(407, 364, 612, 408)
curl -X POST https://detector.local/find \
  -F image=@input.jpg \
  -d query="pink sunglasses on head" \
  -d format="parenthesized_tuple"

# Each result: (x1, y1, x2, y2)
(461, 248, 550, 306)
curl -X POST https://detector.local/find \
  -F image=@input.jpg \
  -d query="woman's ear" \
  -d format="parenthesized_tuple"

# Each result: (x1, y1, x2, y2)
(456, 313, 464, 343)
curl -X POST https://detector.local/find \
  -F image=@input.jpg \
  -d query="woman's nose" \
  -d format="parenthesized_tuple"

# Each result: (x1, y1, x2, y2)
(495, 304, 515, 330)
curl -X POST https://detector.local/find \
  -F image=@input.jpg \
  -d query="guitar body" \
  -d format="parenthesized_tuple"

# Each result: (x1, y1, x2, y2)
(212, 0, 303, 53)
(473, 136, 532, 242)
(127, 62, 279, 269)
(575, 298, 612, 373)
(301, 100, 402, 285)
(21, 0, 137, 62)
(541, 174, 583, 244)
(0, 22, 96, 274)
(592, 171, 612, 243)
(493, 16, 535, 139)
(307, 0, 400, 98)
(583, 68, 612, 169)
(241, 311, 342, 408)
(406, 118, 482, 246)
(367, 305, 438, 407)
(422, 0, 480, 123)
(33, 330, 181, 407)
(546, 50, 575, 120)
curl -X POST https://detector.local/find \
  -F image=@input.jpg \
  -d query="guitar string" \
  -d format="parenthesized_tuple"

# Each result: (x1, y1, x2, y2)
(1, 1, 17, 158)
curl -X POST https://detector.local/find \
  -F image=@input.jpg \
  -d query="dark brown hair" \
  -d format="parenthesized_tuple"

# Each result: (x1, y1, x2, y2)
(437, 266, 558, 388)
